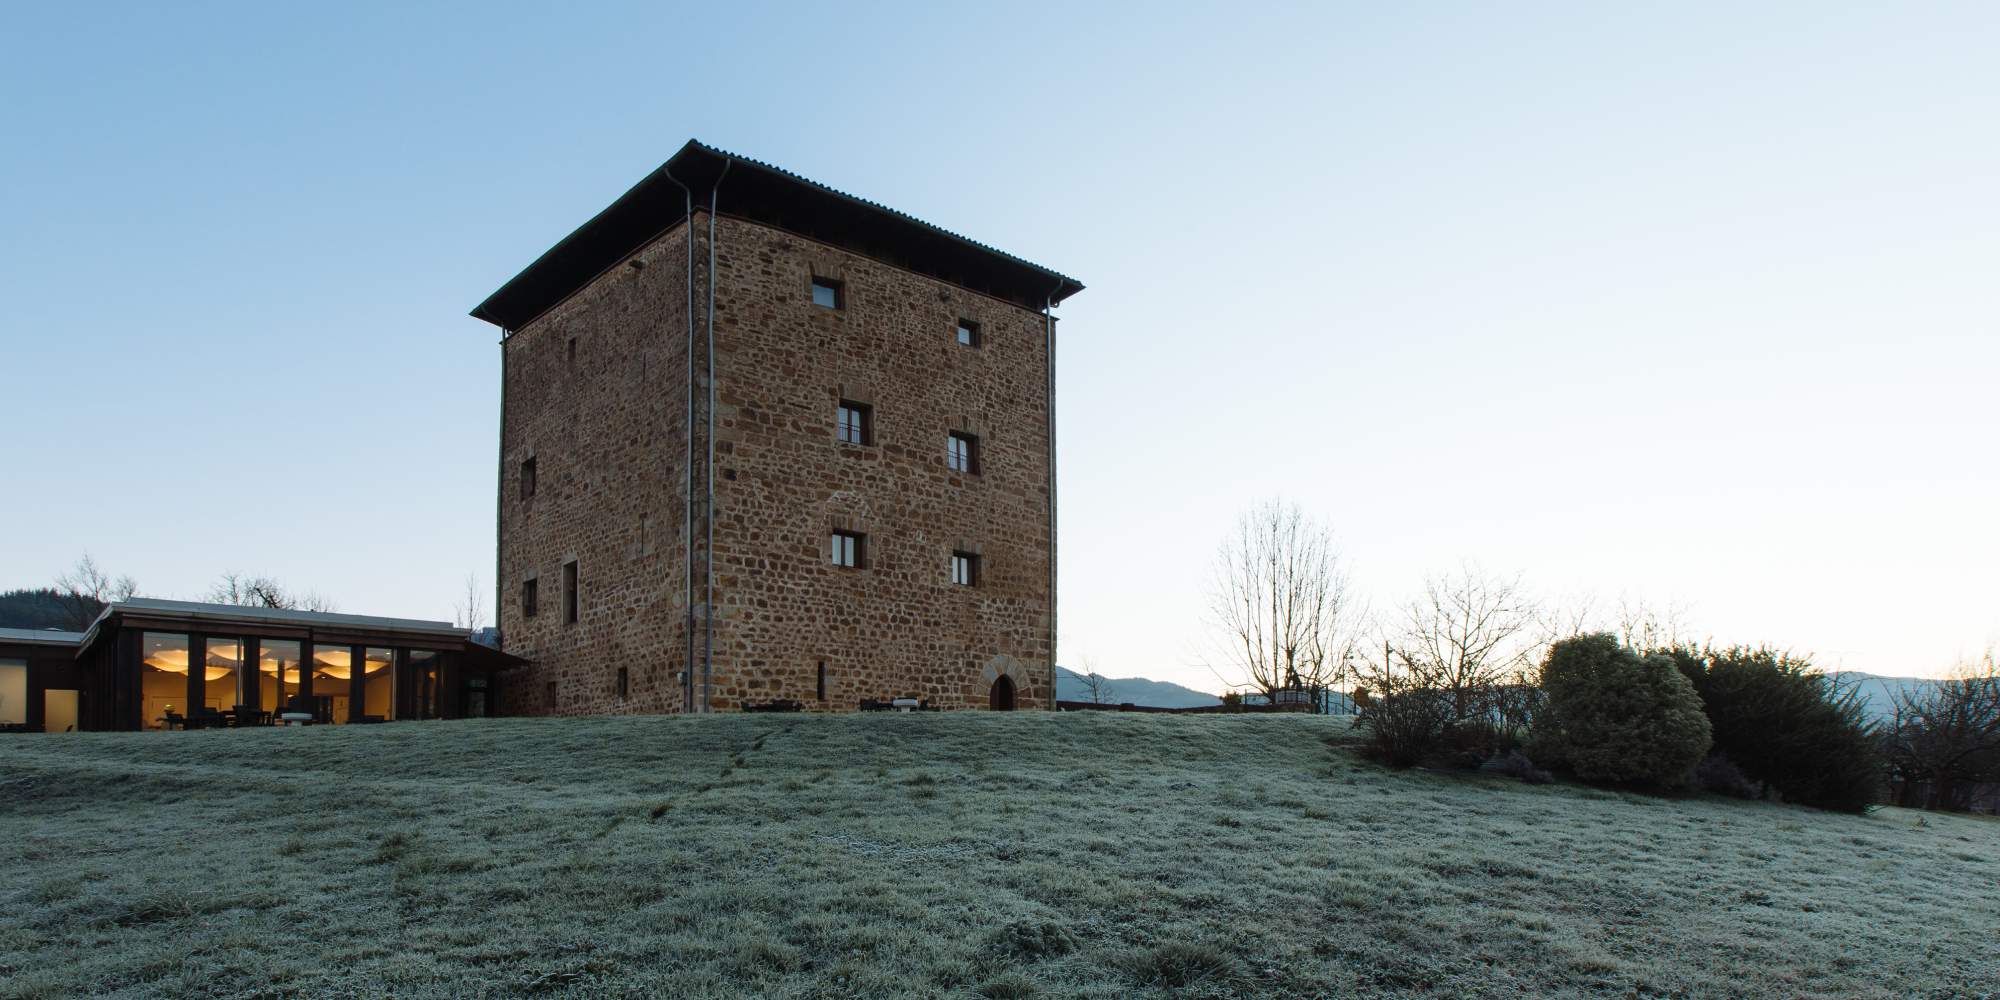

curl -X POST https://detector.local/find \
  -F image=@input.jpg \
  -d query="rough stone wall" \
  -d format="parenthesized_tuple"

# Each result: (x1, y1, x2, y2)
(497, 213, 1054, 715)
(497, 222, 692, 717)
(702, 215, 1054, 711)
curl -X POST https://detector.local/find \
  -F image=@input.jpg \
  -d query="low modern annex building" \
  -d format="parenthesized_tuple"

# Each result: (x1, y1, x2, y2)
(0, 599, 518, 732)
(473, 140, 1083, 715)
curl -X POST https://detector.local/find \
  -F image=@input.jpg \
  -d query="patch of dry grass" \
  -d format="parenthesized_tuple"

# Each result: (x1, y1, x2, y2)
(1, 713, 1995, 998)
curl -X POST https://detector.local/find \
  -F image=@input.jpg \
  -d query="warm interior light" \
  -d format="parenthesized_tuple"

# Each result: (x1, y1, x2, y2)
(314, 647, 352, 680)
(142, 649, 235, 681)
(144, 648, 189, 670)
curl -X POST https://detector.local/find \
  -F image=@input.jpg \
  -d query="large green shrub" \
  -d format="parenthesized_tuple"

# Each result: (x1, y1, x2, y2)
(1671, 645, 1881, 813)
(1542, 634, 1711, 786)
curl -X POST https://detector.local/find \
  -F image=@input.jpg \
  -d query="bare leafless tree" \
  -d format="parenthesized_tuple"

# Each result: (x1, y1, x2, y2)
(1537, 593, 1600, 644)
(53, 554, 137, 631)
(1884, 650, 2000, 811)
(1352, 638, 1454, 766)
(1615, 596, 1693, 653)
(206, 573, 337, 613)
(1527, 594, 1695, 669)
(1390, 564, 1536, 724)
(1207, 500, 1358, 710)
(454, 574, 486, 632)
(1073, 655, 1119, 706)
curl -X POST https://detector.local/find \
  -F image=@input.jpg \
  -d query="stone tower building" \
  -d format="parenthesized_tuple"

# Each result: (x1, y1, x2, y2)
(471, 141, 1082, 714)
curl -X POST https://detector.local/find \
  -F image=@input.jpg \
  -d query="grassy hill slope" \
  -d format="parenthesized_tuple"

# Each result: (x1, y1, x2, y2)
(2, 715, 1996, 999)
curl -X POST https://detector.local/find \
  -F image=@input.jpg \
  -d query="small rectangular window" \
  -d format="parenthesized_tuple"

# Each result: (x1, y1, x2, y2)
(956, 319, 980, 347)
(521, 457, 537, 500)
(951, 551, 979, 587)
(830, 531, 865, 569)
(836, 401, 871, 445)
(811, 277, 844, 309)
(566, 337, 577, 366)
(562, 561, 579, 624)
(617, 666, 629, 700)
(947, 432, 978, 474)
(521, 578, 538, 618)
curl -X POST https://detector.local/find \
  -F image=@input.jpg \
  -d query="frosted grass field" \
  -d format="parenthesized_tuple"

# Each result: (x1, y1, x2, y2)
(2, 713, 1996, 998)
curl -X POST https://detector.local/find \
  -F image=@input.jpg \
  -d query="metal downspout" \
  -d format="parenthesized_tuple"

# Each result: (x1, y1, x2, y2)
(496, 329, 510, 657)
(1044, 282, 1063, 708)
(663, 167, 696, 713)
(703, 159, 732, 713)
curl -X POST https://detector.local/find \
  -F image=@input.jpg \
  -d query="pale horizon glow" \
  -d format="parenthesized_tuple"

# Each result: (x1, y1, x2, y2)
(2, 4, 1994, 686)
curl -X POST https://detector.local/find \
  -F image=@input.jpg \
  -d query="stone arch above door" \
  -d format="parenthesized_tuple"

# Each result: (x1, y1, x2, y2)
(979, 655, 1026, 710)
(979, 655, 1024, 689)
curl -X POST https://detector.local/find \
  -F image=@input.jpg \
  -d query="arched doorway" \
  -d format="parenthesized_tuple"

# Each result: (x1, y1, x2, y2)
(988, 674, 1017, 711)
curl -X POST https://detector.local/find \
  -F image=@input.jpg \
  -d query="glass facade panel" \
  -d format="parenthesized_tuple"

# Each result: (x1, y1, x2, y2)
(465, 675, 488, 718)
(140, 632, 191, 730)
(362, 647, 394, 721)
(44, 689, 78, 733)
(410, 650, 441, 719)
(203, 637, 244, 713)
(0, 659, 25, 726)
(259, 639, 303, 715)
(312, 645, 355, 724)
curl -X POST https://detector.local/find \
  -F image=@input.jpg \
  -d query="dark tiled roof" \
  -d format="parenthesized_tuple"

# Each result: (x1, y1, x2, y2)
(470, 140, 1083, 330)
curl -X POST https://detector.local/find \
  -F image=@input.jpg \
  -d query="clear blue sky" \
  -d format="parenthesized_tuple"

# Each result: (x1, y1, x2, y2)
(3, 3, 1994, 683)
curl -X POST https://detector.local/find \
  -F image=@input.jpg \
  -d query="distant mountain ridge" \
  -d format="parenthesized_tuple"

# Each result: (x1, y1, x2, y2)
(1054, 666, 1221, 709)
(1835, 672, 1943, 722)
(1052, 666, 1942, 718)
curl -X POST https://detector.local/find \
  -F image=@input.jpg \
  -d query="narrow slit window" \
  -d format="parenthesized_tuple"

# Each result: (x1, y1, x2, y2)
(617, 666, 629, 700)
(837, 401, 871, 445)
(947, 432, 978, 474)
(562, 561, 579, 624)
(951, 551, 979, 587)
(811, 276, 844, 309)
(521, 457, 537, 500)
(816, 661, 827, 701)
(521, 578, 538, 618)
(830, 531, 865, 569)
